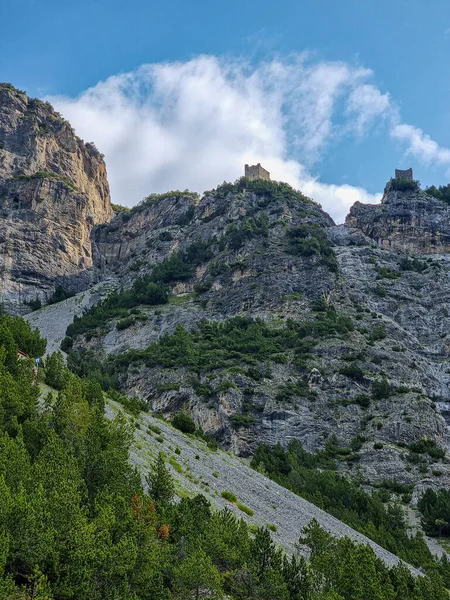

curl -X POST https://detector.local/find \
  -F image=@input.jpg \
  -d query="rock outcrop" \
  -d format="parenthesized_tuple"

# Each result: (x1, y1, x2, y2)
(4, 90, 450, 502)
(346, 182, 450, 254)
(64, 179, 450, 499)
(0, 83, 112, 312)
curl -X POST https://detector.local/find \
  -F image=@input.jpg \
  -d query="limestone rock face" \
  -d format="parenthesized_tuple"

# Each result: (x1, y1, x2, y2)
(0, 83, 112, 311)
(68, 181, 450, 496)
(345, 185, 450, 254)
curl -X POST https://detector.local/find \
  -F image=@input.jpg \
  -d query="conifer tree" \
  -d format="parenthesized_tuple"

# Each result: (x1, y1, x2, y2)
(146, 451, 175, 509)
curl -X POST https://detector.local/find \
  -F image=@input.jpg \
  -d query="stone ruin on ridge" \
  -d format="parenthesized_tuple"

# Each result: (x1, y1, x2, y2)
(395, 168, 413, 180)
(244, 163, 270, 181)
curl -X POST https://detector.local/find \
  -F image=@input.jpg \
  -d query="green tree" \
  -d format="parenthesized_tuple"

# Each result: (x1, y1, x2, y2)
(173, 548, 221, 600)
(146, 452, 175, 509)
(44, 352, 68, 390)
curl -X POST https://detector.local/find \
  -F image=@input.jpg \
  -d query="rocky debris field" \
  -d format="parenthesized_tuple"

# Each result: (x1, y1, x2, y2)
(105, 399, 421, 574)
(24, 279, 117, 355)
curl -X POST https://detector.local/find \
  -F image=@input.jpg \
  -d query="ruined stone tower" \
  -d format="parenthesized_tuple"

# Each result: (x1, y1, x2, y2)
(244, 163, 270, 181)
(395, 168, 413, 180)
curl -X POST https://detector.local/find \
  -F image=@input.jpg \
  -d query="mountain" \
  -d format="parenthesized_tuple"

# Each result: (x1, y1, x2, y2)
(2, 85, 450, 499)
(0, 83, 111, 313)
(4, 84, 450, 598)
(46, 176, 447, 502)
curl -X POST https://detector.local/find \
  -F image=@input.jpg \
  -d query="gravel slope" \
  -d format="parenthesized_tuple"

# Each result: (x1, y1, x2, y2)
(106, 400, 421, 574)
(23, 280, 117, 355)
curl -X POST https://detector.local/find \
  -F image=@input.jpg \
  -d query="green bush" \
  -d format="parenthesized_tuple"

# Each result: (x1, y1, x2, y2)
(172, 411, 196, 434)
(107, 388, 147, 416)
(418, 488, 450, 535)
(116, 316, 135, 330)
(175, 205, 195, 226)
(374, 285, 386, 297)
(368, 325, 387, 342)
(340, 362, 365, 382)
(48, 285, 75, 304)
(372, 377, 390, 399)
(237, 502, 254, 516)
(409, 438, 445, 460)
(375, 267, 401, 280)
(221, 490, 237, 502)
(44, 351, 68, 390)
(25, 297, 42, 311)
(223, 212, 269, 250)
(390, 177, 419, 192)
(287, 223, 338, 272)
(230, 414, 255, 429)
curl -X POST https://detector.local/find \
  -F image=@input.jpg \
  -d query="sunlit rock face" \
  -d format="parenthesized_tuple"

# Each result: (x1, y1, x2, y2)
(0, 83, 111, 312)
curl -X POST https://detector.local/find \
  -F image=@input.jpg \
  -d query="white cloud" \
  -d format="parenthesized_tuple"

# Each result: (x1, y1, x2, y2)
(391, 123, 450, 166)
(46, 54, 450, 224)
(346, 84, 391, 134)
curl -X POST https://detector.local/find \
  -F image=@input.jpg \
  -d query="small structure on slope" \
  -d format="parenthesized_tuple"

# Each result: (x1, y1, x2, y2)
(245, 163, 270, 181)
(395, 168, 413, 180)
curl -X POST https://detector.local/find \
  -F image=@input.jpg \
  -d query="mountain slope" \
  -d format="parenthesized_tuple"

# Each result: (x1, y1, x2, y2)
(58, 179, 450, 502)
(105, 396, 421, 573)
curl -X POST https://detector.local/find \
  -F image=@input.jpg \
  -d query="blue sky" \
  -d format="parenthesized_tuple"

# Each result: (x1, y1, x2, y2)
(2, 0, 450, 221)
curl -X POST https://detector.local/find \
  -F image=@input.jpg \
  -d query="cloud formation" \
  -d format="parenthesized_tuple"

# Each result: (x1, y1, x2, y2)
(47, 54, 449, 223)
(391, 124, 450, 166)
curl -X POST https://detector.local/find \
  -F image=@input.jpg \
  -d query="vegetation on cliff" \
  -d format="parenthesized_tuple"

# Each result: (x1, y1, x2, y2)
(251, 442, 444, 570)
(0, 314, 448, 599)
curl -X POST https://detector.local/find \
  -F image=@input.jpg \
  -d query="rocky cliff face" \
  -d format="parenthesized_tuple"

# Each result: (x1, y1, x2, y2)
(60, 179, 450, 500)
(6, 90, 450, 500)
(0, 83, 112, 312)
(345, 183, 450, 254)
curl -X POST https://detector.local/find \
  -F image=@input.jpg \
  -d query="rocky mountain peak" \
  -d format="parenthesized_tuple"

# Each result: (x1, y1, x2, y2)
(345, 173, 450, 254)
(0, 83, 112, 312)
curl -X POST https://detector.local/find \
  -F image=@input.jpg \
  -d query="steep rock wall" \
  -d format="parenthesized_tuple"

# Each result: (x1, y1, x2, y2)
(0, 83, 112, 311)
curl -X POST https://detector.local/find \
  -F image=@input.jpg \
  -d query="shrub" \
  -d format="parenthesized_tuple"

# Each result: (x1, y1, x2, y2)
(48, 285, 75, 305)
(409, 438, 445, 460)
(267, 524, 277, 532)
(372, 377, 390, 399)
(237, 502, 254, 516)
(25, 297, 42, 311)
(368, 325, 386, 342)
(287, 223, 338, 272)
(374, 285, 386, 297)
(230, 414, 255, 429)
(374, 442, 384, 450)
(375, 267, 401, 280)
(172, 411, 196, 434)
(148, 424, 162, 435)
(175, 205, 195, 226)
(224, 212, 269, 250)
(111, 203, 130, 213)
(354, 394, 371, 408)
(339, 363, 365, 382)
(107, 388, 147, 416)
(116, 316, 135, 330)
(390, 177, 419, 192)
(221, 491, 237, 503)
(159, 231, 173, 242)
(44, 351, 68, 390)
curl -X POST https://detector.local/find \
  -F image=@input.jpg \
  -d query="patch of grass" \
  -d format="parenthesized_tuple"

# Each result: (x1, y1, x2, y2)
(267, 524, 277, 532)
(237, 503, 254, 516)
(221, 491, 237, 503)
(169, 457, 183, 473)
(147, 424, 162, 435)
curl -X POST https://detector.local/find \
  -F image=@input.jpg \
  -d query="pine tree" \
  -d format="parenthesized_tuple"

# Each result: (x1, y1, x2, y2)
(146, 451, 175, 509)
